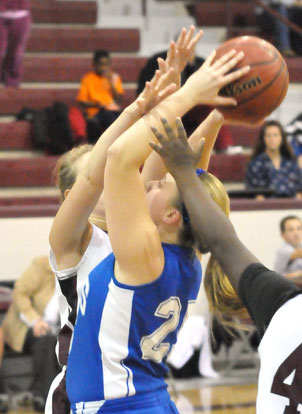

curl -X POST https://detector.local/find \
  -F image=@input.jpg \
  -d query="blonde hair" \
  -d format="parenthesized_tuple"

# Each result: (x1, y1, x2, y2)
(199, 172, 246, 328)
(53, 144, 93, 198)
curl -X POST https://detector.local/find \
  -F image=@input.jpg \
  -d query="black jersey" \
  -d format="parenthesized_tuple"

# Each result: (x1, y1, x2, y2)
(239, 263, 302, 414)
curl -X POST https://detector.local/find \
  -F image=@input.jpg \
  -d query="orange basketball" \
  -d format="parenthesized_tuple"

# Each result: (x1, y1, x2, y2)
(215, 36, 289, 125)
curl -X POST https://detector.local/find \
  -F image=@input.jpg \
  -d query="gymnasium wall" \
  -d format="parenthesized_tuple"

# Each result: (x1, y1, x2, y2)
(1, 208, 301, 282)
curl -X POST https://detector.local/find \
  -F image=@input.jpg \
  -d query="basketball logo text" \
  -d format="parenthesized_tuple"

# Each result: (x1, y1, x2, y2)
(220, 76, 262, 97)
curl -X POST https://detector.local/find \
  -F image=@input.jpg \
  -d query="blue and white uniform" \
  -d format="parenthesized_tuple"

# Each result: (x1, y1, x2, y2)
(45, 224, 112, 414)
(67, 243, 202, 413)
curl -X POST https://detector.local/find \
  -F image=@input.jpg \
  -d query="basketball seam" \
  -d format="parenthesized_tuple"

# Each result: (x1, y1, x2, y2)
(274, 66, 289, 109)
(248, 50, 278, 68)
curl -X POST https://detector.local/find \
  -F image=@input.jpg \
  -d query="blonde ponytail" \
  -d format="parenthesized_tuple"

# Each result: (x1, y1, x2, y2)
(204, 255, 247, 328)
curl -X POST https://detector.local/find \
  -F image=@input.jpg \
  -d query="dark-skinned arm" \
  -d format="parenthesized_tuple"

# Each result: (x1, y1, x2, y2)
(150, 117, 260, 292)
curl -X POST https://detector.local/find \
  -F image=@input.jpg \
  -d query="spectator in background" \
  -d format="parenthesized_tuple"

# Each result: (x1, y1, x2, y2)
(274, 215, 302, 282)
(77, 50, 124, 141)
(285, 111, 302, 168)
(245, 120, 302, 199)
(136, 44, 241, 154)
(256, 0, 302, 56)
(1, 256, 60, 413)
(0, 0, 31, 87)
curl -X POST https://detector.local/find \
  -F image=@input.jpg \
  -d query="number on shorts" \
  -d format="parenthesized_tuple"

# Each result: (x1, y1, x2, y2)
(140, 297, 181, 363)
(271, 343, 302, 414)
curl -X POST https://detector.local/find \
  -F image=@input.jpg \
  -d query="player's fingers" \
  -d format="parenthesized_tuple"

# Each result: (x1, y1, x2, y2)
(149, 141, 163, 155)
(157, 57, 167, 74)
(214, 96, 238, 106)
(175, 117, 188, 143)
(161, 117, 176, 140)
(211, 49, 237, 71)
(150, 126, 168, 145)
(183, 25, 195, 47)
(159, 66, 175, 82)
(187, 29, 203, 51)
(158, 83, 177, 100)
(216, 51, 244, 76)
(154, 69, 161, 83)
(144, 81, 151, 92)
(176, 27, 187, 49)
(220, 64, 250, 86)
(202, 50, 217, 69)
(166, 42, 176, 65)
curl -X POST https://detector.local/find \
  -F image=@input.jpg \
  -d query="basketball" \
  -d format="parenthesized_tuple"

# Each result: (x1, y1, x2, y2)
(215, 36, 289, 125)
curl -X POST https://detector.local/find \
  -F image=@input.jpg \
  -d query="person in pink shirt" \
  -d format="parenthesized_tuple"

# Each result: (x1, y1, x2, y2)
(0, 0, 31, 87)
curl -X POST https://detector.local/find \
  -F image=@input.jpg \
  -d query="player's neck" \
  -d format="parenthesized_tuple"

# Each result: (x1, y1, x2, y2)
(158, 225, 179, 246)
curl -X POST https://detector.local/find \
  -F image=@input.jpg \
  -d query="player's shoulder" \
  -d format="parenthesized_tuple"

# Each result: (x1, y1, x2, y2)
(239, 262, 301, 336)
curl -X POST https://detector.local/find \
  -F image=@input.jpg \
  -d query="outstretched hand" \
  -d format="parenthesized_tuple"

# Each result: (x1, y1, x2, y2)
(136, 66, 178, 115)
(149, 117, 204, 176)
(166, 25, 203, 88)
(185, 48, 250, 107)
(136, 26, 203, 115)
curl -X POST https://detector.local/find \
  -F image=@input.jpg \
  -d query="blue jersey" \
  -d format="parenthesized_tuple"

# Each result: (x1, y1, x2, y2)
(66, 243, 201, 411)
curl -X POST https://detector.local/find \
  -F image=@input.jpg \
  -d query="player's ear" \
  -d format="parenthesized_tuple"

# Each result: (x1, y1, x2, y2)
(63, 189, 71, 200)
(163, 208, 181, 226)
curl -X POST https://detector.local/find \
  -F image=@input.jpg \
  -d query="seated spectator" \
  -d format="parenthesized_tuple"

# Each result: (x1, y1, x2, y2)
(77, 50, 124, 141)
(274, 215, 302, 282)
(256, 0, 302, 56)
(136, 43, 241, 154)
(245, 120, 302, 199)
(1, 256, 60, 413)
(0, 0, 32, 87)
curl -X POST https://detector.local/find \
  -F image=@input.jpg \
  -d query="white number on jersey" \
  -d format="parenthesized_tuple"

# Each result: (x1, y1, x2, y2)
(140, 296, 181, 363)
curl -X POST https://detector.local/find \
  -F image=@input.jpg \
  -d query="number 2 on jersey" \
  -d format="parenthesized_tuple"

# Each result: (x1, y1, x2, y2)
(271, 343, 302, 414)
(140, 297, 181, 363)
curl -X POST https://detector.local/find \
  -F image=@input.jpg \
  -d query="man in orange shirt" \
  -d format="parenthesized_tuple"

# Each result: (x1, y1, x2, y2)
(77, 50, 124, 140)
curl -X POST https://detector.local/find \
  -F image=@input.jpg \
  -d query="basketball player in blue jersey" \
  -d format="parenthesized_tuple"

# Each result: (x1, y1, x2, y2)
(150, 117, 302, 414)
(46, 26, 214, 414)
(66, 47, 250, 412)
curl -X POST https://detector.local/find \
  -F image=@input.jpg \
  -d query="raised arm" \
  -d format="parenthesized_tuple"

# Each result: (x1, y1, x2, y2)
(104, 51, 250, 285)
(141, 39, 247, 183)
(150, 117, 259, 292)
(141, 26, 203, 182)
(188, 109, 224, 170)
(49, 54, 181, 269)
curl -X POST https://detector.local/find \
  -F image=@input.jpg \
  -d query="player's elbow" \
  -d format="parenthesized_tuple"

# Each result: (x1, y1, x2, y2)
(107, 141, 137, 172)
(107, 142, 126, 169)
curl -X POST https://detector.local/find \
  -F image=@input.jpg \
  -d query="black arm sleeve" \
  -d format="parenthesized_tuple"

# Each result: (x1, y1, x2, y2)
(238, 263, 302, 339)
